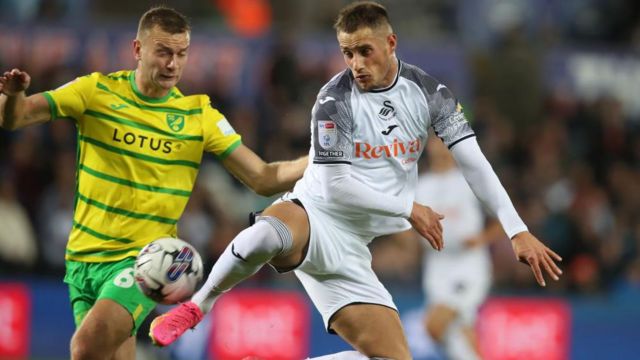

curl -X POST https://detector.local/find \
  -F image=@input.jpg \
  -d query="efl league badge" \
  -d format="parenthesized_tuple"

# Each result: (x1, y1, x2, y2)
(318, 120, 337, 149)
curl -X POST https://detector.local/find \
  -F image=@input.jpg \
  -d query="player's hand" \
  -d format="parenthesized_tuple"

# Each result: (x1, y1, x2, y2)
(511, 231, 562, 287)
(463, 235, 484, 249)
(0, 69, 31, 96)
(409, 202, 444, 251)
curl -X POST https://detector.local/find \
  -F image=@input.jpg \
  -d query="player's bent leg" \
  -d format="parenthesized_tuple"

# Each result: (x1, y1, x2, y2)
(329, 304, 411, 360)
(150, 201, 310, 347)
(424, 303, 457, 343)
(70, 299, 135, 360)
(442, 323, 480, 360)
(461, 325, 480, 356)
(425, 304, 480, 360)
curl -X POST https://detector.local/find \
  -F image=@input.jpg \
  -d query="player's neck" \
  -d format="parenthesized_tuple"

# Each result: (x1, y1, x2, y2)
(133, 69, 171, 99)
(380, 56, 399, 89)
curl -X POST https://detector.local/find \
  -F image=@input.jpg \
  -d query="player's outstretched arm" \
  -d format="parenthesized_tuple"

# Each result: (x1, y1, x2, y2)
(0, 69, 51, 130)
(511, 231, 562, 286)
(221, 144, 308, 196)
(408, 202, 445, 251)
(450, 137, 562, 286)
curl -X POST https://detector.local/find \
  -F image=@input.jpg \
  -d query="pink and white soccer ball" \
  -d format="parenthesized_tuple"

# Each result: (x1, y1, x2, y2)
(134, 237, 204, 304)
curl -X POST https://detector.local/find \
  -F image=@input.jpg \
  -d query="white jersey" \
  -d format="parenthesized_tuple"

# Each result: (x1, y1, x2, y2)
(293, 60, 475, 238)
(416, 168, 491, 324)
(415, 168, 484, 251)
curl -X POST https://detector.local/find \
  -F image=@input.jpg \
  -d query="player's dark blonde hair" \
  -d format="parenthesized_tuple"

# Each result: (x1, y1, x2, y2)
(137, 6, 190, 37)
(334, 1, 392, 34)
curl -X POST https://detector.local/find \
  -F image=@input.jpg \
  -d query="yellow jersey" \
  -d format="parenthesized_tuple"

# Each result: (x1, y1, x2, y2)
(43, 70, 241, 262)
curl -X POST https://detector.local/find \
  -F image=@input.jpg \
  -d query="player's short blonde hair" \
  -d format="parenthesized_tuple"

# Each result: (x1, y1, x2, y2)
(334, 1, 392, 34)
(137, 6, 190, 37)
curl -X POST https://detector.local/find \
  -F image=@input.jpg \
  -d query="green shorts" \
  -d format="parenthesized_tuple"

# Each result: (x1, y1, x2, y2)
(64, 257, 156, 335)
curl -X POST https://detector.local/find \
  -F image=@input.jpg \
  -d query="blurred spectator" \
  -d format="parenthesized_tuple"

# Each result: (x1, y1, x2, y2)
(7, 126, 48, 220)
(179, 183, 218, 259)
(0, 168, 38, 272)
(37, 149, 75, 274)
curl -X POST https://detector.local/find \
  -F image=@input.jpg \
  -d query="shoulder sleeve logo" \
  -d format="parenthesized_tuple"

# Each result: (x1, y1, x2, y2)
(318, 120, 338, 149)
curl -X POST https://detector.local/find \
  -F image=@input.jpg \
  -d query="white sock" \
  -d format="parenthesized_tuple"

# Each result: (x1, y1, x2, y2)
(306, 351, 369, 360)
(443, 323, 479, 360)
(191, 216, 293, 312)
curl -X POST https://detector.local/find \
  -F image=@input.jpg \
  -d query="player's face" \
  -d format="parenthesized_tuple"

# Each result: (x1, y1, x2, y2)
(134, 25, 190, 96)
(338, 26, 397, 91)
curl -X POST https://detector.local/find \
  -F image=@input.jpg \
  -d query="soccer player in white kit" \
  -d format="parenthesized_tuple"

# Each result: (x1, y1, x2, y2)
(150, 2, 563, 359)
(417, 137, 505, 360)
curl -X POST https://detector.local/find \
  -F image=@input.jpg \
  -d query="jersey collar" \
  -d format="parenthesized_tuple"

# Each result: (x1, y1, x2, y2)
(129, 70, 175, 103)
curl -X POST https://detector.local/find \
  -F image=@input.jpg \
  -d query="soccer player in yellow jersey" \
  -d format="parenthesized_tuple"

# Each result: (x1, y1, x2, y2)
(0, 6, 307, 360)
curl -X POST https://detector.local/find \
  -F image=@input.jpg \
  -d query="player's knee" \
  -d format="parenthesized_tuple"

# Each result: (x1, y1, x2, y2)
(70, 333, 101, 360)
(71, 319, 120, 360)
(237, 216, 293, 263)
(425, 313, 448, 343)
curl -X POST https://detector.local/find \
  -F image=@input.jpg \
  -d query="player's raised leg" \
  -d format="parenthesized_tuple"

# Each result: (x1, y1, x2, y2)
(425, 304, 480, 360)
(306, 351, 374, 359)
(70, 299, 135, 360)
(149, 200, 310, 346)
(330, 304, 411, 360)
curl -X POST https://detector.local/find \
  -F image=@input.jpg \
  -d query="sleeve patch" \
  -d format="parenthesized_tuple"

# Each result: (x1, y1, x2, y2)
(317, 120, 337, 149)
(216, 118, 236, 136)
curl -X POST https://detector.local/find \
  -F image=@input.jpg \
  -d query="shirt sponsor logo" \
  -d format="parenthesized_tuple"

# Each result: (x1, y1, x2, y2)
(112, 129, 173, 153)
(318, 120, 337, 149)
(355, 138, 421, 159)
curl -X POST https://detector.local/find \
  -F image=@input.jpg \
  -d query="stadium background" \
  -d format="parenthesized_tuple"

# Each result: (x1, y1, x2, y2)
(0, 0, 638, 359)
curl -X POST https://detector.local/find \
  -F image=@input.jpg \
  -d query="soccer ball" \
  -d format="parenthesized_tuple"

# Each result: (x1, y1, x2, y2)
(134, 237, 204, 304)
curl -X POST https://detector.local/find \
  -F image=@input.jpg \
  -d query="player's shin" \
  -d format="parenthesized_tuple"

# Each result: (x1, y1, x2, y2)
(307, 351, 391, 359)
(191, 216, 293, 312)
(444, 323, 479, 360)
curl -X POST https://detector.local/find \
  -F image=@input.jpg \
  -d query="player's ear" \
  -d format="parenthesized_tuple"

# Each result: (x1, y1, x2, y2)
(133, 39, 142, 62)
(387, 33, 397, 53)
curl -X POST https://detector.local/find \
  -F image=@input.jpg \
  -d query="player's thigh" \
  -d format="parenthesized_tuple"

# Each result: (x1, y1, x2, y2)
(424, 303, 458, 342)
(71, 299, 134, 358)
(330, 303, 411, 360)
(99, 258, 156, 333)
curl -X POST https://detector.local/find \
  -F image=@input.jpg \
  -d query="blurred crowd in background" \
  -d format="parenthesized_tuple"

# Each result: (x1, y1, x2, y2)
(0, 0, 639, 302)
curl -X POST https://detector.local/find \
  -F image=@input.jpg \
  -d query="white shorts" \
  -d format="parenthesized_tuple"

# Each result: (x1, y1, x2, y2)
(423, 249, 491, 324)
(276, 193, 397, 333)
